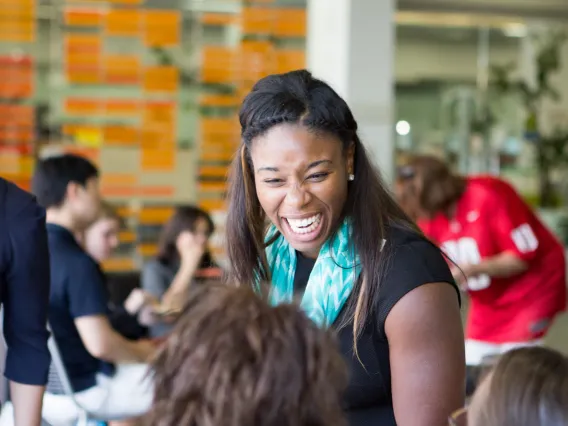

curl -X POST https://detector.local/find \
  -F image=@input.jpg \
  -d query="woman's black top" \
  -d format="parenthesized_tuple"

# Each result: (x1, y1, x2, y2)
(293, 225, 459, 426)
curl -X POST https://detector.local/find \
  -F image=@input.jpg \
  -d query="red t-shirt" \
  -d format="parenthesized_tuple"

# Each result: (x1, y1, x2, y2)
(419, 176, 566, 343)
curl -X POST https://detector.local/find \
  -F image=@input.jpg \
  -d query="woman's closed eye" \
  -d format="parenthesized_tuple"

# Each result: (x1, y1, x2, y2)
(306, 172, 330, 182)
(264, 178, 285, 185)
(263, 172, 330, 185)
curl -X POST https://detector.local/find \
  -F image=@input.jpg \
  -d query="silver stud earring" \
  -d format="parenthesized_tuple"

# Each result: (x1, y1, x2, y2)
(348, 174, 355, 181)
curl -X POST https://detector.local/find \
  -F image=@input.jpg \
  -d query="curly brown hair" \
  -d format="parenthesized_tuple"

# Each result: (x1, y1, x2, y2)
(145, 284, 348, 426)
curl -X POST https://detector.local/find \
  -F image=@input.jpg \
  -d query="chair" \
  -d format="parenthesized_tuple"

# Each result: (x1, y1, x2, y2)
(45, 327, 106, 426)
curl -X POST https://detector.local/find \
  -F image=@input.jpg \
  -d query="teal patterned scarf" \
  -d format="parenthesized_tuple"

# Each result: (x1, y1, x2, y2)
(265, 218, 362, 327)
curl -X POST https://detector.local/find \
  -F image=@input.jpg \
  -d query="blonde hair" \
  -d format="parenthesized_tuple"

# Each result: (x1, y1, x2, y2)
(471, 347, 568, 426)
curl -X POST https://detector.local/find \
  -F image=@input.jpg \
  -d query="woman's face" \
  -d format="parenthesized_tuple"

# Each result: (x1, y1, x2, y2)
(84, 217, 120, 262)
(191, 217, 212, 248)
(250, 124, 353, 258)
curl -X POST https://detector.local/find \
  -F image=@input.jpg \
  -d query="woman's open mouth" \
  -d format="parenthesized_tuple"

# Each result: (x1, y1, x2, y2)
(282, 213, 324, 243)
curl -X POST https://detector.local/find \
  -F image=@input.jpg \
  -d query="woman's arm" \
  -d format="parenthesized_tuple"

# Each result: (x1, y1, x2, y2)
(160, 257, 201, 308)
(160, 231, 206, 308)
(386, 282, 465, 426)
(459, 252, 528, 280)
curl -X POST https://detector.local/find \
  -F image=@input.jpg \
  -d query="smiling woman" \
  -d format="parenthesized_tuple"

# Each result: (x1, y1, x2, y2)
(252, 125, 352, 258)
(226, 69, 466, 426)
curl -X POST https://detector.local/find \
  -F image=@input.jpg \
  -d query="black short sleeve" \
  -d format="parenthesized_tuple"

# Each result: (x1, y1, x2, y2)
(67, 257, 108, 319)
(376, 229, 460, 336)
(2, 184, 51, 385)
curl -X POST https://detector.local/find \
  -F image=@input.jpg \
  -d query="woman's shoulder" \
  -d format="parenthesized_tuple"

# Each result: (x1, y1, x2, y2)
(384, 223, 439, 251)
(374, 223, 460, 333)
(383, 223, 453, 280)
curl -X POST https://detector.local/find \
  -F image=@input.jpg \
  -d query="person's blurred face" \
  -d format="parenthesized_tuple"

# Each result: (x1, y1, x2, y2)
(189, 217, 212, 249)
(84, 217, 120, 262)
(250, 124, 354, 258)
(67, 177, 101, 229)
(394, 179, 426, 221)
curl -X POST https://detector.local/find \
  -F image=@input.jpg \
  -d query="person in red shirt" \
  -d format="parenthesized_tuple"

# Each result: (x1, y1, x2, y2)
(395, 155, 566, 367)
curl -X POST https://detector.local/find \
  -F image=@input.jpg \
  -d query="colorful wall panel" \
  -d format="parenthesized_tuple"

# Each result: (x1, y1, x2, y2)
(61, 1, 182, 191)
(0, 1, 37, 190)
(54, 0, 188, 271)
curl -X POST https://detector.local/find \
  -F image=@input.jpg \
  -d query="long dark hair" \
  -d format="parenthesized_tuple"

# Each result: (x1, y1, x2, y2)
(156, 205, 215, 268)
(146, 284, 347, 426)
(226, 69, 417, 347)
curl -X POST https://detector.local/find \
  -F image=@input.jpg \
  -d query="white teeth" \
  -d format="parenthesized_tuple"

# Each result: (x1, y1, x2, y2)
(286, 214, 322, 234)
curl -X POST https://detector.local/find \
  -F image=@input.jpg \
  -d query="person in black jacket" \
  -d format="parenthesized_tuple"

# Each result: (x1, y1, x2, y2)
(0, 177, 51, 426)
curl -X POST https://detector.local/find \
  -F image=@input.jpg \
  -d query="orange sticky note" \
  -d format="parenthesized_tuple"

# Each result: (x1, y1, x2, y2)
(105, 9, 141, 37)
(103, 55, 141, 84)
(64, 98, 103, 115)
(241, 7, 273, 35)
(104, 100, 141, 117)
(103, 125, 139, 146)
(274, 9, 306, 37)
(144, 10, 180, 47)
(143, 66, 178, 93)
(201, 46, 236, 84)
(141, 148, 175, 171)
(64, 7, 103, 27)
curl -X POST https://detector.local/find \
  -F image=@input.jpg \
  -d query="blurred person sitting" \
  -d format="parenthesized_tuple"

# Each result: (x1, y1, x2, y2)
(449, 346, 568, 426)
(32, 154, 155, 425)
(145, 284, 348, 426)
(136, 206, 218, 337)
(395, 156, 566, 373)
(77, 201, 147, 341)
(0, 177, 51, 426)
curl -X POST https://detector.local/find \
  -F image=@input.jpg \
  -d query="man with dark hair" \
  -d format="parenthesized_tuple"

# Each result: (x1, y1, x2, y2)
(31, 154, 155, 425)
(0, 177, 51, 426)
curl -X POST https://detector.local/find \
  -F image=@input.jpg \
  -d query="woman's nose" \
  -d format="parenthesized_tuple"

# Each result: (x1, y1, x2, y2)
(284, 184, 311, 209)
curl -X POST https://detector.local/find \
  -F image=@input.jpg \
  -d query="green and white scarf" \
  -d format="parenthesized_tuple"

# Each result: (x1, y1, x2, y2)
(265, 218, 362, 327)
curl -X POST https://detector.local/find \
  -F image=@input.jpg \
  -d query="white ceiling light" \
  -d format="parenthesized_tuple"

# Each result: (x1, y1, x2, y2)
(396, 120, 411, 136)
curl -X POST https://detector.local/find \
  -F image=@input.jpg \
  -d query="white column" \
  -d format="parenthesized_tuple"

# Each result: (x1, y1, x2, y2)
(307, 0, 396, 181)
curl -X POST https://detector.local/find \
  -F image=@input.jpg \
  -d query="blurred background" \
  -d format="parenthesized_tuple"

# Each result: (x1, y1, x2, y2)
(0, 0, 567, 280)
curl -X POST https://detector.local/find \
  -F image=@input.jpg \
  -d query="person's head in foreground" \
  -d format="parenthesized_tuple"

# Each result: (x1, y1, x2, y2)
(455, 346, 568, 426)
(226, 69, 415, 329)
(80, 201, 122, 263)
(394, 155, 466, 221)
(32, 153, 101, 231)
(146, 284, 348, 426)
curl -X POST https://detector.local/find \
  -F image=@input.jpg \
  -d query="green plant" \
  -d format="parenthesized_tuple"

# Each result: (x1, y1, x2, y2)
(490, 30, 568, 207)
